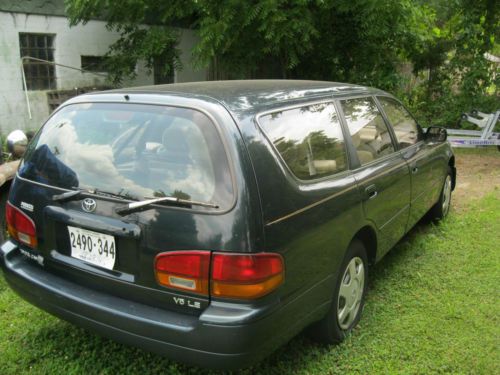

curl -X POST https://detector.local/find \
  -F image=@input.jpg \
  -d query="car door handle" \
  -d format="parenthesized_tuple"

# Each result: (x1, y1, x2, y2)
(365, 184, 378, 200)
(412, 166, 419, 174)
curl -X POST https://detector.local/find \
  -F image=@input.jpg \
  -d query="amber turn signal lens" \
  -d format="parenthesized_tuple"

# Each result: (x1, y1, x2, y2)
(211, 253, 284, 299)
(212, 273, 284, 299)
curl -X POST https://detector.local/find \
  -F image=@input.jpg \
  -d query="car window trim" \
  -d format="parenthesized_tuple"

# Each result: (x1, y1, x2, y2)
(371, 95, 400, 151)
(333, 98, 359, 170)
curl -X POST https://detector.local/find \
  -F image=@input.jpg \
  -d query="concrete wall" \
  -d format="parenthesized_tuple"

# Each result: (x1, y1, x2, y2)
(176, 29, 207, 83)
(0, 12, 206, 135)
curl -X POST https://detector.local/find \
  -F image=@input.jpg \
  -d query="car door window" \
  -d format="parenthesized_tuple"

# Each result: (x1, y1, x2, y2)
(340, 97, 395, 165)
(378, 96, 422, 149)
(259, 102, 347, 180)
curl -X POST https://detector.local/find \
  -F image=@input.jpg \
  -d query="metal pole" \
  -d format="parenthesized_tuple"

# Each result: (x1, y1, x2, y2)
(20, 57, 32, 120)
(21, 56, 108, 76)
(20, 56, 109, 121)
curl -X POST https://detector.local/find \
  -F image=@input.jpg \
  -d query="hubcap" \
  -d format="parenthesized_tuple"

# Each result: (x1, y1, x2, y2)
(337, 257, 365, 330)
(442, 175, 452, 216)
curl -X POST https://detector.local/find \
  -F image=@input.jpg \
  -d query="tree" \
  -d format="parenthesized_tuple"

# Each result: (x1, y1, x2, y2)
(404, 0, 499, 126)
(66, 0, 499, 126)
(66, 0, 418, 88)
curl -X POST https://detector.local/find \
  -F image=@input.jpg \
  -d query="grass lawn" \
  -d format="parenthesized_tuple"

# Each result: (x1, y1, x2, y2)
(1, 153, 499, 374)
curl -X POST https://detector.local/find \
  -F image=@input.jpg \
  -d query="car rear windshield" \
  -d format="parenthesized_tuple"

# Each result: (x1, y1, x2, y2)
(19, 103, 233, 209)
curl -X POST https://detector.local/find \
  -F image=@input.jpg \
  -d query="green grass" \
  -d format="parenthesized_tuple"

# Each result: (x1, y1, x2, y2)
(1, 193, 499, 374)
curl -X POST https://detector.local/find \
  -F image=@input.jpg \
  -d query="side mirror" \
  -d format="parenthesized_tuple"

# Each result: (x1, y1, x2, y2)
(6, 130, 28, 158)
(425, 126, 447, 143)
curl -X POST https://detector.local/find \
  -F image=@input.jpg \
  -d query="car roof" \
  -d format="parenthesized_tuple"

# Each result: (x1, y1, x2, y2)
(100, 80, 385, 117)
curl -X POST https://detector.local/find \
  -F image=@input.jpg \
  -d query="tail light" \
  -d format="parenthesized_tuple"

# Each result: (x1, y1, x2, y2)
(6, 201, 38, 248)
(155, 251, 210, 295)
(154, 251, 284, 299)
(211, 253, 284, 299)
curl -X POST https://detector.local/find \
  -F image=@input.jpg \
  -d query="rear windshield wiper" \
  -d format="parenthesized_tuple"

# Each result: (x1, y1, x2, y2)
(53, 188, 134, 202)
(115, 196, 219, 216)
(52, 189, 84, 202)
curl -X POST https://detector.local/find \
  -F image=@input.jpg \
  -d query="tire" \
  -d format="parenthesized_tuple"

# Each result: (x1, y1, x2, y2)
(0, 189, 7, 244)
(309, 239, 368, 344)
(429, 168, 452, 220)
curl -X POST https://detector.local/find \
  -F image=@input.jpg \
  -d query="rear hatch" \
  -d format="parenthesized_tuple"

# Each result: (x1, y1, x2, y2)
(10, 101, 239, 314)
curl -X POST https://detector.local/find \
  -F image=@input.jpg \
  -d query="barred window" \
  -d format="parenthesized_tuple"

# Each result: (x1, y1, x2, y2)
(19, 33, 56, 90)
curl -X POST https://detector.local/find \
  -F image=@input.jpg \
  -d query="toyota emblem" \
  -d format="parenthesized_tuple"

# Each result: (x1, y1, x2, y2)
(82, 198, 97, 213)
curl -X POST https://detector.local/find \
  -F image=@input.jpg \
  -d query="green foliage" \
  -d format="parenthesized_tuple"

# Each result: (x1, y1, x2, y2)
(65, 0, 500, 126)
(105, 26, 181, 85)
(403, 0, 499, 127)
(192, 1, 319, 78)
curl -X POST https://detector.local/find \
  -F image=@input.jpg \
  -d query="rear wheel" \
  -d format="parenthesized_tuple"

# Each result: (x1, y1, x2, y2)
(309, 240, 368, 344)
(429, 169, 452, 220)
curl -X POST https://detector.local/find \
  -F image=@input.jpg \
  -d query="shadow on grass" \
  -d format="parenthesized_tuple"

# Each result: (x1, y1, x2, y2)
(21, 320, 331, 374)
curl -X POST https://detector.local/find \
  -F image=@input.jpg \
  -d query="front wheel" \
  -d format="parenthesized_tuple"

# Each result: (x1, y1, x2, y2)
(309, 240, 368, 344)
(430, 170, 452, 220)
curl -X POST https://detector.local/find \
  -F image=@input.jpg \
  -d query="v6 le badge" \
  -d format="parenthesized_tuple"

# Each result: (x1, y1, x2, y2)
(173, 296, 201, 309)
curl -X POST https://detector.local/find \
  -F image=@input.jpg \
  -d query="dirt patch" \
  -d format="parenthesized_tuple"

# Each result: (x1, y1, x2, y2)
(452, 148, 500, 212)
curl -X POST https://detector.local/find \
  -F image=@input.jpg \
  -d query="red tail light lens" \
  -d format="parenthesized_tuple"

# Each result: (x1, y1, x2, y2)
(211, 253, 284, 299)
(6, 201, 38, 248)
(155, 251, 210, 295)
(154, 251, 284, 299)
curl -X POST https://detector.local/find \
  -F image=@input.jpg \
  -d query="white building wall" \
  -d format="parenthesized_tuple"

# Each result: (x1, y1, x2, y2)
(176, 29, 207, 83)
(0, 12, 206, 134)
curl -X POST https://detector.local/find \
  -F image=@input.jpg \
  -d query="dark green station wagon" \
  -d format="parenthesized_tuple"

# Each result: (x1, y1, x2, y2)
(1, 80, 455, 369)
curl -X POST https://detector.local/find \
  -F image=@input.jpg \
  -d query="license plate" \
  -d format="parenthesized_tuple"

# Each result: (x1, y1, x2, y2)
(68, 226, 116, 270)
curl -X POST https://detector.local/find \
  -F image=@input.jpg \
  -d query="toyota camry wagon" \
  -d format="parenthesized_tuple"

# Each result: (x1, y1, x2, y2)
(1, 80, 455, 369)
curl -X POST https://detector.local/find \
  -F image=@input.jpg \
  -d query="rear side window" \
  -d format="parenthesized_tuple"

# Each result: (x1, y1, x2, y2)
(378, 96, 422, 148)
(259, 102, 347, 180)
(340, 97, 395, 165)
(20, 103, 233, 209)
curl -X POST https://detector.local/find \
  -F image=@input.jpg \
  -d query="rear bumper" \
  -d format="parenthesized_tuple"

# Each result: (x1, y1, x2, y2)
(0, 241, 324, 369)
